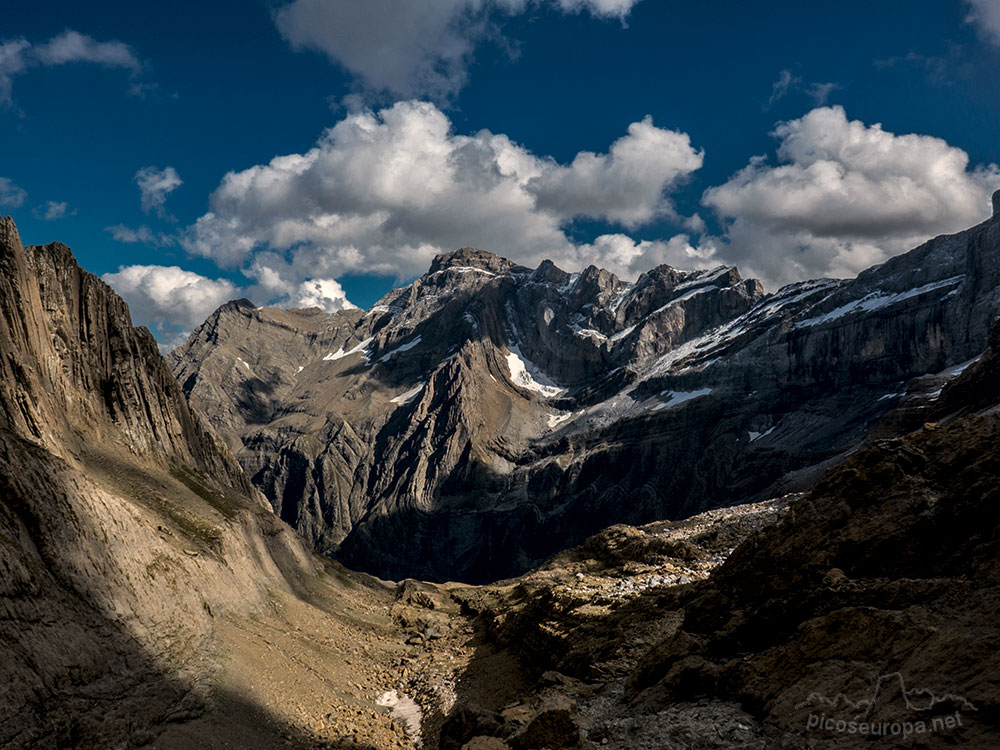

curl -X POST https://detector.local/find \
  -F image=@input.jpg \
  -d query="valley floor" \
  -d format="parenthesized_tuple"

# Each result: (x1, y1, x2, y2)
(152, 565, 418, 750)
(148, 499, 790, 750)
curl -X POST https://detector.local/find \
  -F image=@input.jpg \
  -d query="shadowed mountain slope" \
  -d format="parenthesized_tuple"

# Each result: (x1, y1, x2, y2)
(430, 318, 1000, 749)
(0, 217, 407, 749)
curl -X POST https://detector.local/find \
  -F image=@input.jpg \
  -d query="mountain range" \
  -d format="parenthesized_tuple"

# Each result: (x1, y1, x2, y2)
(171, 193, 1000, 583)
(2, 197, 999, 747)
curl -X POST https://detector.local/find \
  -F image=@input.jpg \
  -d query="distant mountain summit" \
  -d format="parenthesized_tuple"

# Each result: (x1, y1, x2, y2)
(171, 198, 1000, 582)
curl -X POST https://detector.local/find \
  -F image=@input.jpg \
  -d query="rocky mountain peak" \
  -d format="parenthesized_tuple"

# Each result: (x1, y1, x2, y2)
(427, 246, 515, 276)
(0, 219, 258, 488)
(531, 258, 571, 285)
(0, 215, 18, 249)
(993, 188, 1000, 219)
(222, 297, 257, 312)
(191, 296, 259, 335)
(172, 210, 1000, 582)
(635, 263, 688, 287)
(576, 263, 622, 291)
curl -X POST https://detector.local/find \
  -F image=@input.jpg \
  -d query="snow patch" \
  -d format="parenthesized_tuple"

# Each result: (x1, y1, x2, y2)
(610, 324, 636, 342)
(644, 328, 736, 379)
(653, 388, 713, 410)
(324, 336, 374, 361)
(426, 266, 497, 279)
(236, 357, 252, 373)
(673, 266, 730, 292)
(505, 344, 566, 398)
(795, 276, 964, 328)
(607, 285, 633, 312)
(649, 285, 716, 317)
(749, 426, 775, 442)
(377, 690, 422, 742)
(569, 322, 607, 341)
(379, 336, 422, 363)
(391, 382, 425, 405)
(558, 273, 580, 294)
(547, 412, 574, 429)
(937, 355, 980, 378)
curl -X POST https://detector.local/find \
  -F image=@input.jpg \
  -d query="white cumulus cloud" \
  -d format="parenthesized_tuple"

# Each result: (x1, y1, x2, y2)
(528, 116, 703, 228)
(183, 99, 702, 287)
(274, 0, 641, 100)
(291, 278, 358, 313)
(702, 106, 1000, 289)
(967, 0, 1000, 45)
(135, 166, 182, 217)
(103, 265, 241, 349)
(0, 30, 142, 106)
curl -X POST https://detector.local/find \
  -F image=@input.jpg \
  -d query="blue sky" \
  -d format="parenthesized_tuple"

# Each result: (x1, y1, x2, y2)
(3, 0, 1000, 346)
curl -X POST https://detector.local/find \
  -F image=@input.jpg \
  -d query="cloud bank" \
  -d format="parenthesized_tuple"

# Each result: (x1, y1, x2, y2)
(109, 105, 1000, 346)
(102, 264, 240, 349)
(183, 99, 703, 293)
(274, 0, 641, 100)
(703, 106, 1000, 287)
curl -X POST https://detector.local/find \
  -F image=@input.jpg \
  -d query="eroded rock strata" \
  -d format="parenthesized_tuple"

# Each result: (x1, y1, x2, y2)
(0, 217, 404, 749)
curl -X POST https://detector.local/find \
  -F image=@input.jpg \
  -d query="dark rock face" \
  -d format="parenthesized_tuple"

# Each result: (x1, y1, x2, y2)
(171, 211, 1000, 583)
(437, 330, 1000, 748)
(0, 217, 320, 748)
(619, 339, 1000, 746)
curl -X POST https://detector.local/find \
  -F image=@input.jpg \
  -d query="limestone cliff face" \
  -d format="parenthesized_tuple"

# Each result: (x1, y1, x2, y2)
(172, 198, 1000, 583)
(0, 218, 257, 490)
(0, 217, 320, 749)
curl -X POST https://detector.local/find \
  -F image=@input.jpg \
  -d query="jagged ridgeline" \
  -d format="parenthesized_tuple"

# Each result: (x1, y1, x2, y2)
(171, 196, 1000, 583)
